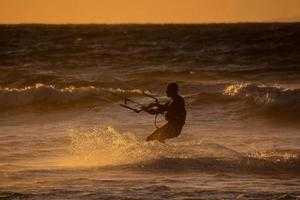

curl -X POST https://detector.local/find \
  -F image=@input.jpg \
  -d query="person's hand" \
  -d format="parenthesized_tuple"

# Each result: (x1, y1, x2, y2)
(147, 102, 158, 108)
(141, 106, 148, 111)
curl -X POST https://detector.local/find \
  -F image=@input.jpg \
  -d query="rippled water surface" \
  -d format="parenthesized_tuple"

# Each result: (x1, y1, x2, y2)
(0, 24, 300, 199)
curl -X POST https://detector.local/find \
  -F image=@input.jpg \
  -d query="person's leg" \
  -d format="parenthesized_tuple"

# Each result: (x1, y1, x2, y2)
(146, 124, 168, 142)
(161, 124, 183, 140)
(168, 125, 183, 138)
(146, 128, 160, 141)
(146, 123, 183, 143)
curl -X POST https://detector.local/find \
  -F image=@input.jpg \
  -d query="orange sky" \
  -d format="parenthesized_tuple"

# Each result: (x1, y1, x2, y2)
(1, 0, 300, 24)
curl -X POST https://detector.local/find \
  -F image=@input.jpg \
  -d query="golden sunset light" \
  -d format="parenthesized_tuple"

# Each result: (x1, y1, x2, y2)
(1, 0, 300, 23)
(1, 0, 300, 199)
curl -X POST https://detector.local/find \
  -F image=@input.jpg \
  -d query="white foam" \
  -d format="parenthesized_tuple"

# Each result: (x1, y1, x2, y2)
(0, 84, 146, 110)
(223, 83, 300, 106)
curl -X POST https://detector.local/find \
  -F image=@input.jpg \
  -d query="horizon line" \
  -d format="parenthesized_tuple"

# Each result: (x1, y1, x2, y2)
(1, 21, 300, 26)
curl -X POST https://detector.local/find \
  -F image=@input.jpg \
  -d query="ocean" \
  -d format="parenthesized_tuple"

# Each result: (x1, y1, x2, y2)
(0, 23, 300, 200)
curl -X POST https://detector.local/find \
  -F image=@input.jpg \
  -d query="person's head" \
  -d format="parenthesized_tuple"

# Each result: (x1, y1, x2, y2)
(166, 83, 179, 97)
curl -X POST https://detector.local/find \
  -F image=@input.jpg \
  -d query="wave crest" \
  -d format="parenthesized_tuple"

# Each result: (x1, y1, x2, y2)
(223, 83, 300, 118)
(224, 83, 295, 105)
(0, 83, 146, 111)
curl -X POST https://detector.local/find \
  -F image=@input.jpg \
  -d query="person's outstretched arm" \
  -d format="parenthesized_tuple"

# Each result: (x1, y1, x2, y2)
(142, 102, 168, 115)
(142, 107, 160, 115)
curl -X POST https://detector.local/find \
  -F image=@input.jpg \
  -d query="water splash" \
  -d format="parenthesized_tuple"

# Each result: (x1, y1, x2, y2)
(60, 127, 246, 169)
(65, 127, 300, 174)
(65, 127, 164, 167)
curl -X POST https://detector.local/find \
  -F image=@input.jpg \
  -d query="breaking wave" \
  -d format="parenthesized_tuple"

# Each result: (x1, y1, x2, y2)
(223, 83, 300, 119)
(0, 83, 146, 111)
(188, 83, 300, 121)
(224, 83, 300, 105)
(2, 82, 300, 121)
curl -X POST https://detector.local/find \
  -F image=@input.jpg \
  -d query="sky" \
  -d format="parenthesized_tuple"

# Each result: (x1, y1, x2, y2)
(1, 0, 300, 24)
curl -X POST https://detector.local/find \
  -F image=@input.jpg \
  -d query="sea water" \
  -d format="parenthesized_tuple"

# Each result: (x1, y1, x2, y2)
(0, 24, 300, 199)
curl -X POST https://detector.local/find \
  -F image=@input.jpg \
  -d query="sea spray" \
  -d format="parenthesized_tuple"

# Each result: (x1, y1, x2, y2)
(67, 127, 163, 167)
(66, 127, 300, 174)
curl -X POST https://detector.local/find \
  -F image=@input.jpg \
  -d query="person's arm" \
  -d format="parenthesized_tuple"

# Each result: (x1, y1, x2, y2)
(142, 102, 168, 115)
(142, 107, 161, 115)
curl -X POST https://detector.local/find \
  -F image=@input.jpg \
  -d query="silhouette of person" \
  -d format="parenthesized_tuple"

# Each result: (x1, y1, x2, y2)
(142, 83, 186, 143)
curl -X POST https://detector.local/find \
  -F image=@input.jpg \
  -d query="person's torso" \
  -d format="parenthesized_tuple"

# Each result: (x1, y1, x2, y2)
(165, 95, 186, 125)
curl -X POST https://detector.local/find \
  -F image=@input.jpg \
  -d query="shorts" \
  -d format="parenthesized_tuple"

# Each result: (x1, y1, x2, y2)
(146, 122, 183, 142)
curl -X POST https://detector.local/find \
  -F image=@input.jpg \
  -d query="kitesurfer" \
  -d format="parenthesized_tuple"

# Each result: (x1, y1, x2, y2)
(142, 83, 186, 143)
